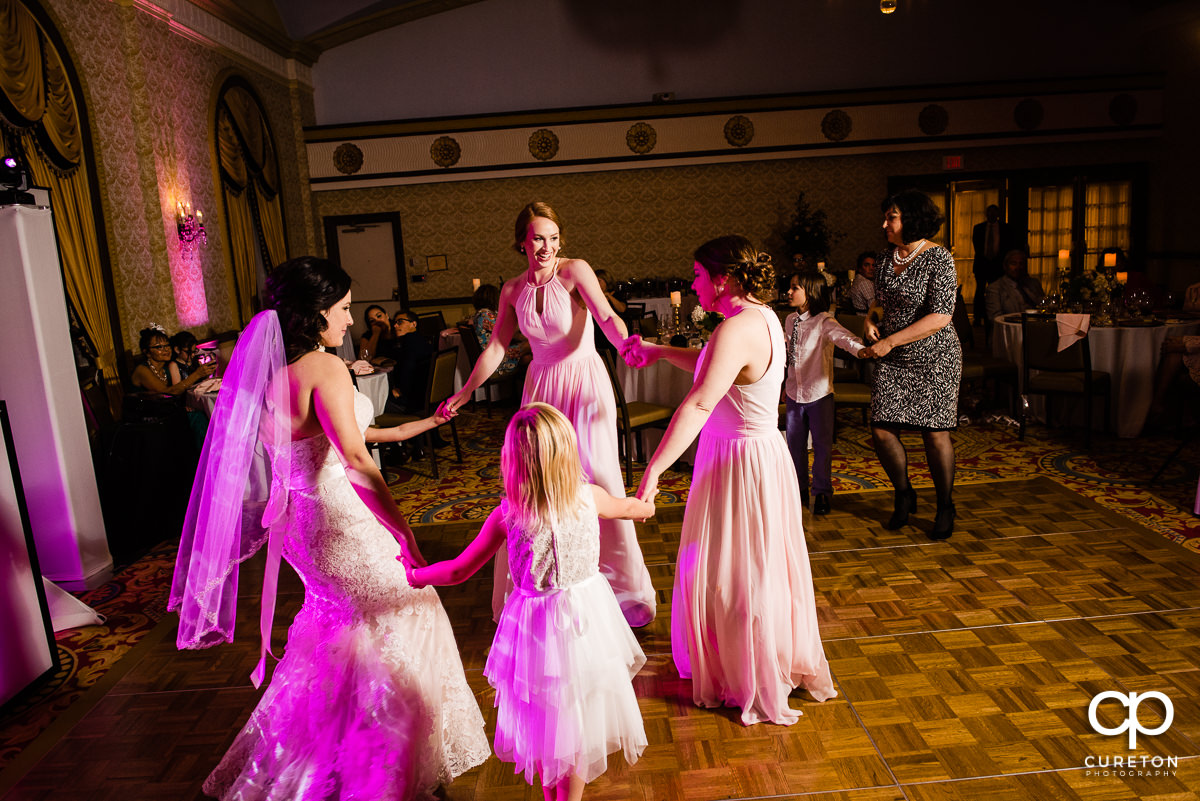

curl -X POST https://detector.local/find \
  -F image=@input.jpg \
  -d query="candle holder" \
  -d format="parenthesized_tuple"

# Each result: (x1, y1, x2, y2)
(176, 201, 206, 253)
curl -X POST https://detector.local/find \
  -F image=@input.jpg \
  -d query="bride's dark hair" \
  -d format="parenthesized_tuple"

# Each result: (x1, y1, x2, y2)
(264, 256, 353, 363)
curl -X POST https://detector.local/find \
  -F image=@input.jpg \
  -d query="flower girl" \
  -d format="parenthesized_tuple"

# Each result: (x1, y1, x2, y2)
(405, 403, 652, 801)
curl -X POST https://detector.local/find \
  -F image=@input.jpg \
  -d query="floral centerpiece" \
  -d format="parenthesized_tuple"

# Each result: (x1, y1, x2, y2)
(1059, 266, 1119, 308)
(691, 305, 724, 334)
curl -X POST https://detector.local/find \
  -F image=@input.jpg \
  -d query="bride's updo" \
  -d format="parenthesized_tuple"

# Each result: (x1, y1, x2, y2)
(264, 256, 352, 363)
(693, 235, 775, 302)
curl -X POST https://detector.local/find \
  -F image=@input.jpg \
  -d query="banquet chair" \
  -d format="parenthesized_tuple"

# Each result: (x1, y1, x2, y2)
(456, 323, 522, 416)
(1019, 314, 1111, 449)
(953, 287, 1019, 415)
(414, 311, 446, 346)
(369, 346, 462, 478)
(636, 317, 659, 338)
(599, 349, 673, 487)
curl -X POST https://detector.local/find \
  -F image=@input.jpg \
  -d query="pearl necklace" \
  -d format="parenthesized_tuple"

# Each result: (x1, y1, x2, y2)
(892, 240, 927, 266)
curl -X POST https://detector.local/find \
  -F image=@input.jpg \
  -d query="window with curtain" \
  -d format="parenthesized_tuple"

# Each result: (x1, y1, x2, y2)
(215, 79, 287, 326)
(949, 186, 1001, 303)
(0, 0, 120, 412)
(1083, 180, 1131, 266)
(1026, 185, 1073, 293)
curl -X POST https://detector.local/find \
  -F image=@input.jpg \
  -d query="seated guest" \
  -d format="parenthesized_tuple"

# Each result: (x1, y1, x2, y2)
(847, 251, 877, 314)
(131, 325, 214, 395)
(1184, 280, 1200, 312)
(1149, 335, 1200, 420)
(471, 283, 530, 375)
(357, 304, 394, 361)
(385, 310, 433, 413)
(166, 331, 200, 385)
(985, 250, 1044, 320)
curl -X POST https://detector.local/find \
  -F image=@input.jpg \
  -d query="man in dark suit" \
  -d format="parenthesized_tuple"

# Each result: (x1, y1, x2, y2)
(971, 204, 1018, 325)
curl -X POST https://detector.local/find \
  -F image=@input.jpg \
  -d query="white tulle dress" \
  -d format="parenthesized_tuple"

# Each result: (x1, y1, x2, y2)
(203, 392, 490, 800)
(486, 488, 647, 785)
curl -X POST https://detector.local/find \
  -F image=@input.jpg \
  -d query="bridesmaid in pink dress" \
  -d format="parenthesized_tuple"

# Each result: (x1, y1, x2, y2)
(623, 235, 837, 725)
(441, 202, 656, 628)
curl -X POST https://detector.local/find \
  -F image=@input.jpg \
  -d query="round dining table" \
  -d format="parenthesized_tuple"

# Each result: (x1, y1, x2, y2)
(992, 313, 1200, 438)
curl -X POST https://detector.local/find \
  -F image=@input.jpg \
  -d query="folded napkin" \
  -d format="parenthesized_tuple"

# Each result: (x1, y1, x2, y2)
(194, 377, 222, 394)
(1055, 313, 1090, 352)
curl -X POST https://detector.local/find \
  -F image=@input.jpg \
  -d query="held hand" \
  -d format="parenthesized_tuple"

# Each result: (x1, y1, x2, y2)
(431, 412, 450, 427)
(402, 560, 428, 589)
(349, 359, 373, 375)
(863, 318, 881, 343)
(635, 470, 659, 506)
(196, 362, 217, 378)
(621, 336, 658, 368)
(863, 338, 893, 359)
(633, 497, 656, 522)
(393, 529, 427, 568)
(437, 394, 463, 419)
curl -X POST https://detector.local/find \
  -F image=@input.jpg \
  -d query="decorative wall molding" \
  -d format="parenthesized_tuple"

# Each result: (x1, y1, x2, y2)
(125, 0, 313, 87)
(305, 76, 1162, 190)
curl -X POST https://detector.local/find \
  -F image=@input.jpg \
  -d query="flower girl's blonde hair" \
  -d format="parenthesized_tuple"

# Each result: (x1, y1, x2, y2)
(501, 403, 584, 531)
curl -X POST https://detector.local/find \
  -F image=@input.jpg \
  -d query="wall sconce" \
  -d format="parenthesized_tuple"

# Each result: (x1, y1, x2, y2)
(176, 200, 206, 252)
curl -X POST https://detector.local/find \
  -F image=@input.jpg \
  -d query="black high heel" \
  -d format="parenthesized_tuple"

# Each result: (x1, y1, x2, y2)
(885, 487, 917, 529)
(930, 502, 956, 540)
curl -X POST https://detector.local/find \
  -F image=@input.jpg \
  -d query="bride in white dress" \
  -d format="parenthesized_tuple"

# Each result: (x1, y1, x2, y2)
(170, 256, 489, 800)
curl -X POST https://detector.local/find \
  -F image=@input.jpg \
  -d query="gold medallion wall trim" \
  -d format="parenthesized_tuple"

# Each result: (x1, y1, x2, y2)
(820, 110, 852, 142)
(1013, 98, 1044, 131)
(307, 79, 1161, 187)
(1109, 93, 1137, 126)
(430, 136, 461, 167)
(333, 142, 363, 174)
(918, 103, 949, 136)
(626, 122, 656, 155)
(723, 115, 754, 147)
(528, 129, 559, 161)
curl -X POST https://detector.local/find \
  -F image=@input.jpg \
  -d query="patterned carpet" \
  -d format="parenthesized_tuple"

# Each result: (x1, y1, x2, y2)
(1, 408, 1196, 774)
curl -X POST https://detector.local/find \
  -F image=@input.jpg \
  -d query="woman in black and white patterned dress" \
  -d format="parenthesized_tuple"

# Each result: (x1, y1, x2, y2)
(861, 190, 962, 540)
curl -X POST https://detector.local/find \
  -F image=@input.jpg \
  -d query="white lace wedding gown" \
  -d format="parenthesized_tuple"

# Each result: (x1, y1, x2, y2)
(203, 392, 490, 800)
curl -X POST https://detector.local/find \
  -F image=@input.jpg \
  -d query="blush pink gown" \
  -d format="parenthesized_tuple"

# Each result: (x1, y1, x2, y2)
(492, 269, 656, 627)
(671, 304, 837, 725)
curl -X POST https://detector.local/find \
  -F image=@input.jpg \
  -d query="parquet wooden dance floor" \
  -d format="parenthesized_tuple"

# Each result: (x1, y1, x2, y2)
(4, 476, 1198, 800)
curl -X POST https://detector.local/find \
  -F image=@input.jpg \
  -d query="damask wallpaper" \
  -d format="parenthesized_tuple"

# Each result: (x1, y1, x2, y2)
(37, 0, 313, 356)
(313, 137, 1143, 303)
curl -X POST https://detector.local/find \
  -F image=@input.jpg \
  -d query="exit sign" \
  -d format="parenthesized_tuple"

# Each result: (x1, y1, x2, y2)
(943, 155, 964, 170)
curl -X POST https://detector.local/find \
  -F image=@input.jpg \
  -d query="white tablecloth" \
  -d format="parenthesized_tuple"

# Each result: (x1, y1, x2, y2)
(992, 314, 1200, 437)
(355, 371, 390, 419)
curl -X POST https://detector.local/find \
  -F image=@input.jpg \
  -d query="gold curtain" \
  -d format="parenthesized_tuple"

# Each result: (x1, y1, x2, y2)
(0, 0, 44, 124)
(224, 184, 258, 324)
(255, 187, 285, 270)
(218, 85, 287, 316)
(1, 1, 118, 408)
